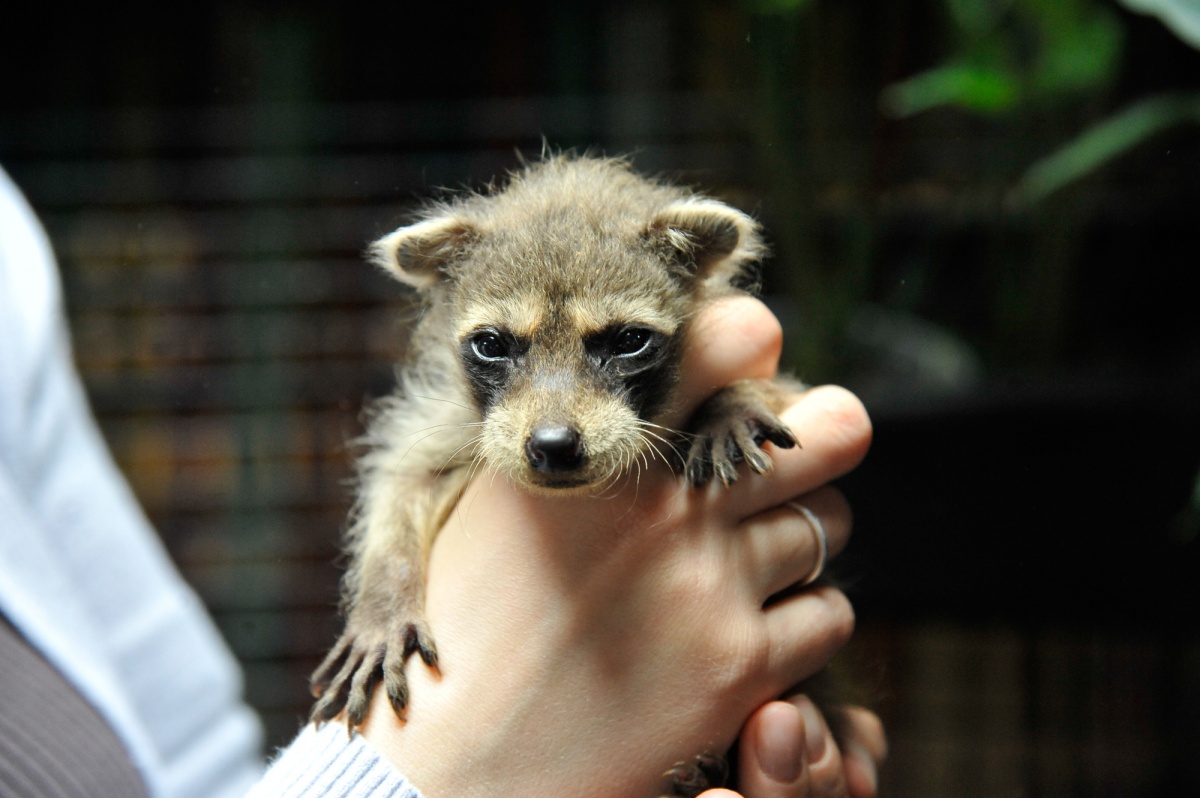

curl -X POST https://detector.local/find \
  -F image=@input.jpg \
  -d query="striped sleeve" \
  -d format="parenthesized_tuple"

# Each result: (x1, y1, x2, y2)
(246, 723, 423, 798)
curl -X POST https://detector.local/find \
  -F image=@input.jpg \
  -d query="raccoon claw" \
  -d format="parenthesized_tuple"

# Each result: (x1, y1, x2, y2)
(309, 633, 373, 727)
(683, 379, 799, 488)
(755, 421, 799, 452)
(403, 619, 439, 668)
(685, 437, 715, 486)
(310, 618, 439, 728)
(685, 414, 796, 488)
(662, 752, 729, 798)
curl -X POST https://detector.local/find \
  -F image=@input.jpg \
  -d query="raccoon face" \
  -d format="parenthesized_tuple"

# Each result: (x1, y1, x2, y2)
(368, 156, 764, 491)
(454, 296, 683, 490)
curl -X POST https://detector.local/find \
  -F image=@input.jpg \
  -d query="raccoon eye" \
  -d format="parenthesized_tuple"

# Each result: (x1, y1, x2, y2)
(612, 327, 654, 357)
(471, 330, 509, 361)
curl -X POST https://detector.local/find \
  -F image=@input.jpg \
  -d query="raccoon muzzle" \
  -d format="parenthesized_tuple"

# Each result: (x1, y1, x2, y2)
(525, 423, 584, 473)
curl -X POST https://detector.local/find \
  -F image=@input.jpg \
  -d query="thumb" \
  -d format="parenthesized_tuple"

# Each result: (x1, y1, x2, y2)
(663, 296, 783, 429)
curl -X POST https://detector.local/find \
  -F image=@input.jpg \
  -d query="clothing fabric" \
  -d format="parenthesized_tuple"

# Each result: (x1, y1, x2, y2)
(0, 613, 149, 797)
(248, 723, 422, 798)
(0, 167, 263, 798)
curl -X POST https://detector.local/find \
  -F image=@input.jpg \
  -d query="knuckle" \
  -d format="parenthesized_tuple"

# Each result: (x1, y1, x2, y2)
(817, 587, 856, 647)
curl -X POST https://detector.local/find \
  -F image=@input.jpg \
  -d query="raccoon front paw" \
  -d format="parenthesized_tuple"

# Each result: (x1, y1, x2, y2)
(661, 752, 730, 798)
(310, 616, 438, 727)
(684, 381, 798, 487)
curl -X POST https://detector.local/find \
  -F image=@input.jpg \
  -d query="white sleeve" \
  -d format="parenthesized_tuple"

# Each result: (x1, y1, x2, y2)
(0, 165, 264, 798)
(247, 723, 424, 798)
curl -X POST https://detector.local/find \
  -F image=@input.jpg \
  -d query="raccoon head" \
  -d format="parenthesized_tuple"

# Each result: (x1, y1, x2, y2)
(370, 158, 763, 491)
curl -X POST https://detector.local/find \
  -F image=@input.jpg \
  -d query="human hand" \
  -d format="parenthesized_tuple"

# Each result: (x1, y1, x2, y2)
(700, 698, 887, 798)
(359, 296, 874, 798)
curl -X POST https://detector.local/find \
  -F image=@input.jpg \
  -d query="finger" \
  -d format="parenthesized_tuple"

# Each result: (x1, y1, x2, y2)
(764, 587, 855, 692)
(721, 386, 872, 518)
(741, 486, 851, 601)
(731, 700, 809, 798)
(843, 747, 877, 798)
(838, 706, 887, 765)
(787, 695, 849, 798)
(835, 707, 886, 798)
(665, 296, 783, 429)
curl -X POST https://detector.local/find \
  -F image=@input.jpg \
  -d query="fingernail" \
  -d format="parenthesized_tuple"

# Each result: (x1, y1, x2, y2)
(755, 703, 805, 783)
(795, 697, 827, 765)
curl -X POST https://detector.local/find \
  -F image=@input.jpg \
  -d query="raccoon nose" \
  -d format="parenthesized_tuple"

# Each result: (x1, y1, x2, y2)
(525, 424, 584, 473)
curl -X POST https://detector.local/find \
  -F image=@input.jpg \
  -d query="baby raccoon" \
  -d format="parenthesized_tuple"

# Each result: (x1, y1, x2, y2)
(310, 154, 800, 795)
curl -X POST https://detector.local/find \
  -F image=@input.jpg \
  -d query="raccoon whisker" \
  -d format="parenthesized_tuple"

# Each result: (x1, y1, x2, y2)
(619, 436, 642, 470)
(634, 444, 652, 476)
(393, 420, 483, 469)
(593, 480, 622, 501)
(637, 431, 675, 464)
(600, 467, 627, 496)
(440, 430, 484, 462)
(634, 420, 689, 464)
(632, 428, 676, 472)
(448, 456, 493, 532)
(644, 445, 670, 472)
(461, 447, 490, 487)
(609, 465, 640, 502)
(461, 445, 493, 486)
(475, 460, 495, 489)
(378, 422, 451, 446)
(605, 456, 641, 498)
(635, 460, 654, 495)
(394, 425, 475, 469)
(610, 458, 648, 524)
(636, 426, 680, 449)
(435, 434, 485, 478)
(632, 443, 649, 473)
(449, 486, 477, 536)
(635, 425, 673, 443)
(592, 452, 630, 497)
(388, 421, 484, 453)
(633, 417, 691, 441)
(405, 392, 475, 413)
(636, 418, 685, 436)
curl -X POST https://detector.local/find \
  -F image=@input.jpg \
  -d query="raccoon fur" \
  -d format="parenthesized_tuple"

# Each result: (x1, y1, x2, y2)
(310, 154, 803, 796)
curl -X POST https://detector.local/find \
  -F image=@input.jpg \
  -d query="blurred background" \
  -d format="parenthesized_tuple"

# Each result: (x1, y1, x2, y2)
(3, 1, 1199, 794)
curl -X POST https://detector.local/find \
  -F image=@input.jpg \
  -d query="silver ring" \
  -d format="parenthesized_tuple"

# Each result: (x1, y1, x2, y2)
(787, 502, 828, 586)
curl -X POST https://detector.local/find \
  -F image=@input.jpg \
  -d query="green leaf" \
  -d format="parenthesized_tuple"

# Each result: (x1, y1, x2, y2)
(945, 0, 1012, 34)
(880, 63, 1021, 117)
(1014, 92, 1200, 203)
(1032, 8, 1123, 95)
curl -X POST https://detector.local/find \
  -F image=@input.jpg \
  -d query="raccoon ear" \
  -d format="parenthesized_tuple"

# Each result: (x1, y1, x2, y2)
(646, 199, 764, 281)
(368, 215, 476, 289)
